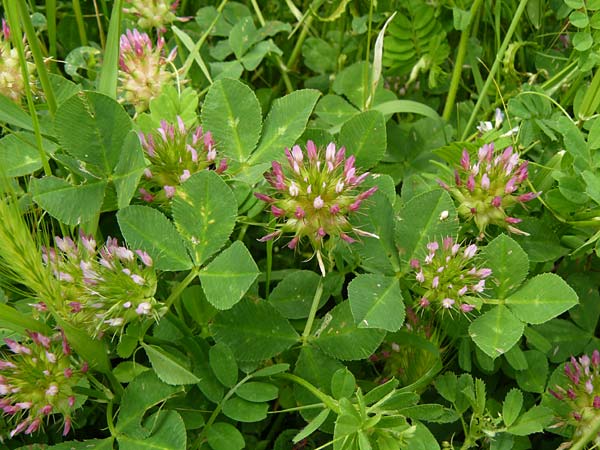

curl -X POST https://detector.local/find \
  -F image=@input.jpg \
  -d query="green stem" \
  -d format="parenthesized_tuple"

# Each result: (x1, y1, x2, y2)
(195, 374, 252, 446)
(286, 12, 313, 75)
(301, 277, 324, 344)
(165, 268, 200, 309)
(570, 413, 600, 450)
(46, 0, 57, 69)
(278, 373, 339, 413)
(72, 0, 88, 46)
(92, 0, 106, 49)
(442, 0, 484, 121)
(18, 0, 57, 115)
(106, 400, 117, 437)
(460, 0, 530, 140)
(265, 239, 273, 300)
(4, 0, 51, 176)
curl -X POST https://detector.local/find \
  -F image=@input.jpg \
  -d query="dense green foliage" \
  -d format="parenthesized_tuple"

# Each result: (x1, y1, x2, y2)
(0, 0, 600, 449)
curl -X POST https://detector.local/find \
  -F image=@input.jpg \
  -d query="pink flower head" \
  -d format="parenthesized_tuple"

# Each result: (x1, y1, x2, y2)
(255, 141, 378, 273)
(445, 142, 537, 233)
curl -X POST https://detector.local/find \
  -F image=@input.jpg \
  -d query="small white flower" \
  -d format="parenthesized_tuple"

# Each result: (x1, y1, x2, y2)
(439, 210, 449, 220)
(136, 302, 152, 315)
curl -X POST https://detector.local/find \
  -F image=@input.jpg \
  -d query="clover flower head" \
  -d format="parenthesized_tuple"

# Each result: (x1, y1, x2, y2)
(40, 233, 161, 336)
(255, 141, 379, 275)
(137, 116, 226, 203)
(0, 18, 35, 104)
(411, 237, 490, 314)
(441, 143, 539, 235)
(123, 0, 186, 31)
(0, 330, 86, 439)
(549, 350, 600, 430)
(118, 29, 177, 112)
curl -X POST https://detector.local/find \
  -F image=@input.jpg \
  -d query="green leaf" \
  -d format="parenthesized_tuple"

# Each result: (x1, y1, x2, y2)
(294, 346, 343, 426)
(269, 270, 324, 319)
(453, 7, 471, 30)
(228, 16, 258, 58)
(481, 234, 529, 299)
(569, 10, 589, 27)
(182, 337, 224, 404)
(173, 171, 237, 266)
(354, 191, 399, 274)
(403, 423, 441, 450)
(207, 422, 245, 450)
(222, 396, 268, 422)
(315, 94, 358, 127)
(395, 190, 458, 268)
(348, 274, 405, 332)
(236, 381, 279, 402)
(332, 61, 369, 109)
(507, 405, 553, 436)
(118, 410, 186, 450)
(97, 0, 122, 98)
(113, 131, 146, 209)
(209, 342, 238, 388)
(435, 372, 458, 403)
(515, 350, 548, 393)
(55, 91, 131, 175)
(534, 318, 592, 362)
(573, 30, 593, 51)
(211, 299, 299, 361)
(504, 344, 528, 371)
(249, 89, 320, 164)
(0, 303, 51, 335)
(372, 99, 440, 122)
(397, 404, 458, 423)
(0, 94, 38, 132)
(113, 361, 150, 384)
(201, 78, 262, 162)
(31, 177, 106, 226)
(314, 302, 386, 361)
(0, 132, 56, 177)
(116, 371, 183, 438)
(469, 306, 524, 359)
(142, 343, 200, 385)
(331, 368, 356, 400)
(338, 110, 387, 169)
(293, 409, 330, 443)
(506, 273, 579, 324)
(21, 439, 115, 449)
(199, 241, 260, 310)
(117, 205, 192, 271)
(502, 389, 523, 428)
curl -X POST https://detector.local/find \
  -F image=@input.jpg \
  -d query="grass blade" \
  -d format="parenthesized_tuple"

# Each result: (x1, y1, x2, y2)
(97, 0, 123, 98)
